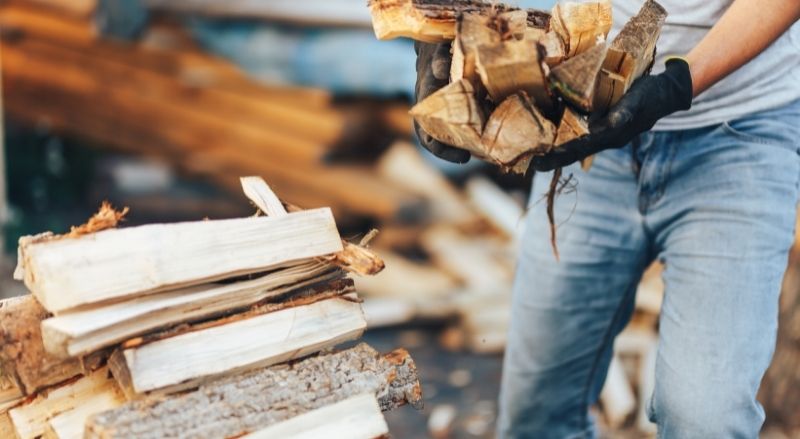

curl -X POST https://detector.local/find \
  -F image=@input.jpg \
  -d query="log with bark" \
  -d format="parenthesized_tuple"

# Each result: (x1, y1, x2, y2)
(549, 42, 608, 112)
(85, 343, 421, 439)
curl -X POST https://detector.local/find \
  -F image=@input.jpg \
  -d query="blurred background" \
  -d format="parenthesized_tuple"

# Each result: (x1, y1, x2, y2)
(0, 0, 797, 437)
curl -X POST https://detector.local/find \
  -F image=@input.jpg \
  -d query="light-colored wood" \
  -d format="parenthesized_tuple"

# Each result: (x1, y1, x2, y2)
(242, 393, 388, 439)
(17, 208, 343, 313)
(368, 0, 542, 43)
(0, 295, 85, 395)
(410, 78, 485, 152)
(40, 260, 336, 358)
(541, 30, 566, 66)
(549, 42, 608, 112)
(9, 368, 114, 439)
(454, 291, 511, 354)
(594, 0, 667, 112)
(0, 412, 14, 439)
(44, 381, 126, 439)
(240, 176, 287, 217)
(0, 375, 23, 411)
(480, 93, 556, 173)
(554, 108, 593, 170)
(475, 36, 551, 108)
(14, 0, 96, 17)
(465, 177, 525, 240)
(86, 344, 421, 438)
(112, 296, 366, 396)
(549, 0, 612, 58)
(377, 141, 477, 224)
(355, 250, 458, 300)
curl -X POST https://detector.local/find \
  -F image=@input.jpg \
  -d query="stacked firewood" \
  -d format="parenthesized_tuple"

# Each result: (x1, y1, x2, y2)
(0, 177, 422, 439)
(369, 0, 666, 173)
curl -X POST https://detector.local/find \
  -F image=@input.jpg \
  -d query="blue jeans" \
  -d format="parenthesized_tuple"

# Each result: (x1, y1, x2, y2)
(498, 100, 800, 439)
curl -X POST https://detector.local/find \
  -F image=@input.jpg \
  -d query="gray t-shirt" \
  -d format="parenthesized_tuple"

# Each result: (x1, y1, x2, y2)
(611, 0, 800, 130)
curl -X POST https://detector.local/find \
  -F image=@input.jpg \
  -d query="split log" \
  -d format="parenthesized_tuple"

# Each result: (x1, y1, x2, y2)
(109, 294, 366, 396)
(0, 296, 84, 395)
(242, 393, 388, 439)
(450, 10, 526, 84)
(0, 375, 23, 411)
(540, 30, 566, 67)
(553, 107, 593, 170)
(377, 141, 478, 225)
(0, 412, 13, 439)
(368, 0, 548, 43)
(86, 343, 422, 439)
(409, 78, 485, 151)
(41, 261, 342, 358)
(549, 0, 612, 58)
(9, 368, 116, 439)
(16, 208, 343, 313)
(549, 42, 608, 112)
(474, 36, 551, 108)
(480, 93, 556, 173)
(594, 0, 667, 112)
(454, 292, 510, 354)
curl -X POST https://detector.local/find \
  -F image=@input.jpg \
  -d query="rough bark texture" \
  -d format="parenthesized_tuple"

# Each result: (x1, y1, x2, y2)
(759, 249, 800, 433)
(86, 343, 422, 439)
(0, 296, 84, 395)
(594, 0, 666, 112)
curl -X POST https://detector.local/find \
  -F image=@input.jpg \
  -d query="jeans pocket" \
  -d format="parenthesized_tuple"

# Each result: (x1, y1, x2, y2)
(721, 111, 800, 151)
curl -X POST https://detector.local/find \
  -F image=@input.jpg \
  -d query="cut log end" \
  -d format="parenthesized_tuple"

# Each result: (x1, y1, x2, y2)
(409, 79, 484, 152)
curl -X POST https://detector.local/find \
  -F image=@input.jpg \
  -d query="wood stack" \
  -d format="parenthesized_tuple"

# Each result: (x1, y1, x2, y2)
(370, 0, 666, 173)
(1, 177, 422, 439)
(0, 1, 425, 223)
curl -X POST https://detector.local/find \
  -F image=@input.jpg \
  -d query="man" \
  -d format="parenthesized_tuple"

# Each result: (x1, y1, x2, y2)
(415, 0, 800, 437)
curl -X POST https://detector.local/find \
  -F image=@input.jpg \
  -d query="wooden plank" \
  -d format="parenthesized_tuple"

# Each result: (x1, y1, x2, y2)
(9, 368, 114, 439)
(354, 251, 458, 300)
(368, 0, 547, 43)
(86, 344, 422, 438)
(242, 393, 388, 439)
(44, 381, 126, 439)
(111, 296, 366, 396)
(549, 0, 612, 57)
(0, 296, 84, 395)
(41, 261, 339, 358)
(17, 208, 343, 313)
(465, 176, 525, 240)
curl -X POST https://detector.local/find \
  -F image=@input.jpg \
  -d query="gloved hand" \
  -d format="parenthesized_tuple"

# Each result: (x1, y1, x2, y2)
(530, 58, 693, 172)
(414, 41, 472, 163)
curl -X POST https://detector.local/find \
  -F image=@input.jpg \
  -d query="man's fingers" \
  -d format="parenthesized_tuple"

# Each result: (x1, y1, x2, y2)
(413, 121, 471, 164)
(529, 137, 595, 172)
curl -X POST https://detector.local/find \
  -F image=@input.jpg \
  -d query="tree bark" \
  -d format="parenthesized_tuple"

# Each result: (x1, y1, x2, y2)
(86, 343, 422, 439)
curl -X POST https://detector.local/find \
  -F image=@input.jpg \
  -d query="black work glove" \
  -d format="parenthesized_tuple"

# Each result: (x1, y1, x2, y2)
(530, 58, 693, 172)
(414, 41, 471, 163)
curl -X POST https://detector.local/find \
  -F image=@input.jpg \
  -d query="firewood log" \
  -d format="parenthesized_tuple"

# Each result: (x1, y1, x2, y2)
(549, 0, 612, 58)
(409, 78, 485, 151)
(549, 42, 608, 112)
(85, 343, 422, 439)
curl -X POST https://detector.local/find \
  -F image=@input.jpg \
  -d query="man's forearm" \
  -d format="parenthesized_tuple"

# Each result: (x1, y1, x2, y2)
(685, 0, 800, 97)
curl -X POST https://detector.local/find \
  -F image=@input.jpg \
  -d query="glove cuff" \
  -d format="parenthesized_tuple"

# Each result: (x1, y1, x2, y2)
(663, 57, 694, 111)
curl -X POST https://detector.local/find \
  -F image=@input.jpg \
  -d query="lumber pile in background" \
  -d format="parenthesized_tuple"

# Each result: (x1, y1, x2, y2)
(0, 2, 425, 223)
(370, 0, 666, 173)
(1, 177, 422, 438)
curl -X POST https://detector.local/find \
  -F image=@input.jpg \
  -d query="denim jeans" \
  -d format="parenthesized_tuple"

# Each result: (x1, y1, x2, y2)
(498, 100, 800, 439)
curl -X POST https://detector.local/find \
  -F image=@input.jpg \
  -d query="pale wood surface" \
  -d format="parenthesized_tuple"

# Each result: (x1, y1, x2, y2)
(242, 393, 388, 439)
(410, 79, 485, 152)
(465, 177, 525, 241)
(9, 368, 113, 439)
(355, 250, 458, 300)
(550, 0, 612, 57)
(18, 208, 343, 313)
(41, 260, 336, 358)
(87, 344, 421, 439)
(475, 36, 550, 108)
(550, 42, 608, 111)
(115, 296, 366, 395)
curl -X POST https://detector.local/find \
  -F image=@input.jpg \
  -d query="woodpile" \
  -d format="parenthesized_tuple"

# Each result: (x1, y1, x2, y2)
(0, 2, 425, 223)
(0, 177, 422, 438)
(370, 0, 667, 174)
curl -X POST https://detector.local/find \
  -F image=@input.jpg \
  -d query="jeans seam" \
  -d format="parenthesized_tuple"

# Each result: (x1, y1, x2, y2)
(579, 278, 641, 434)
